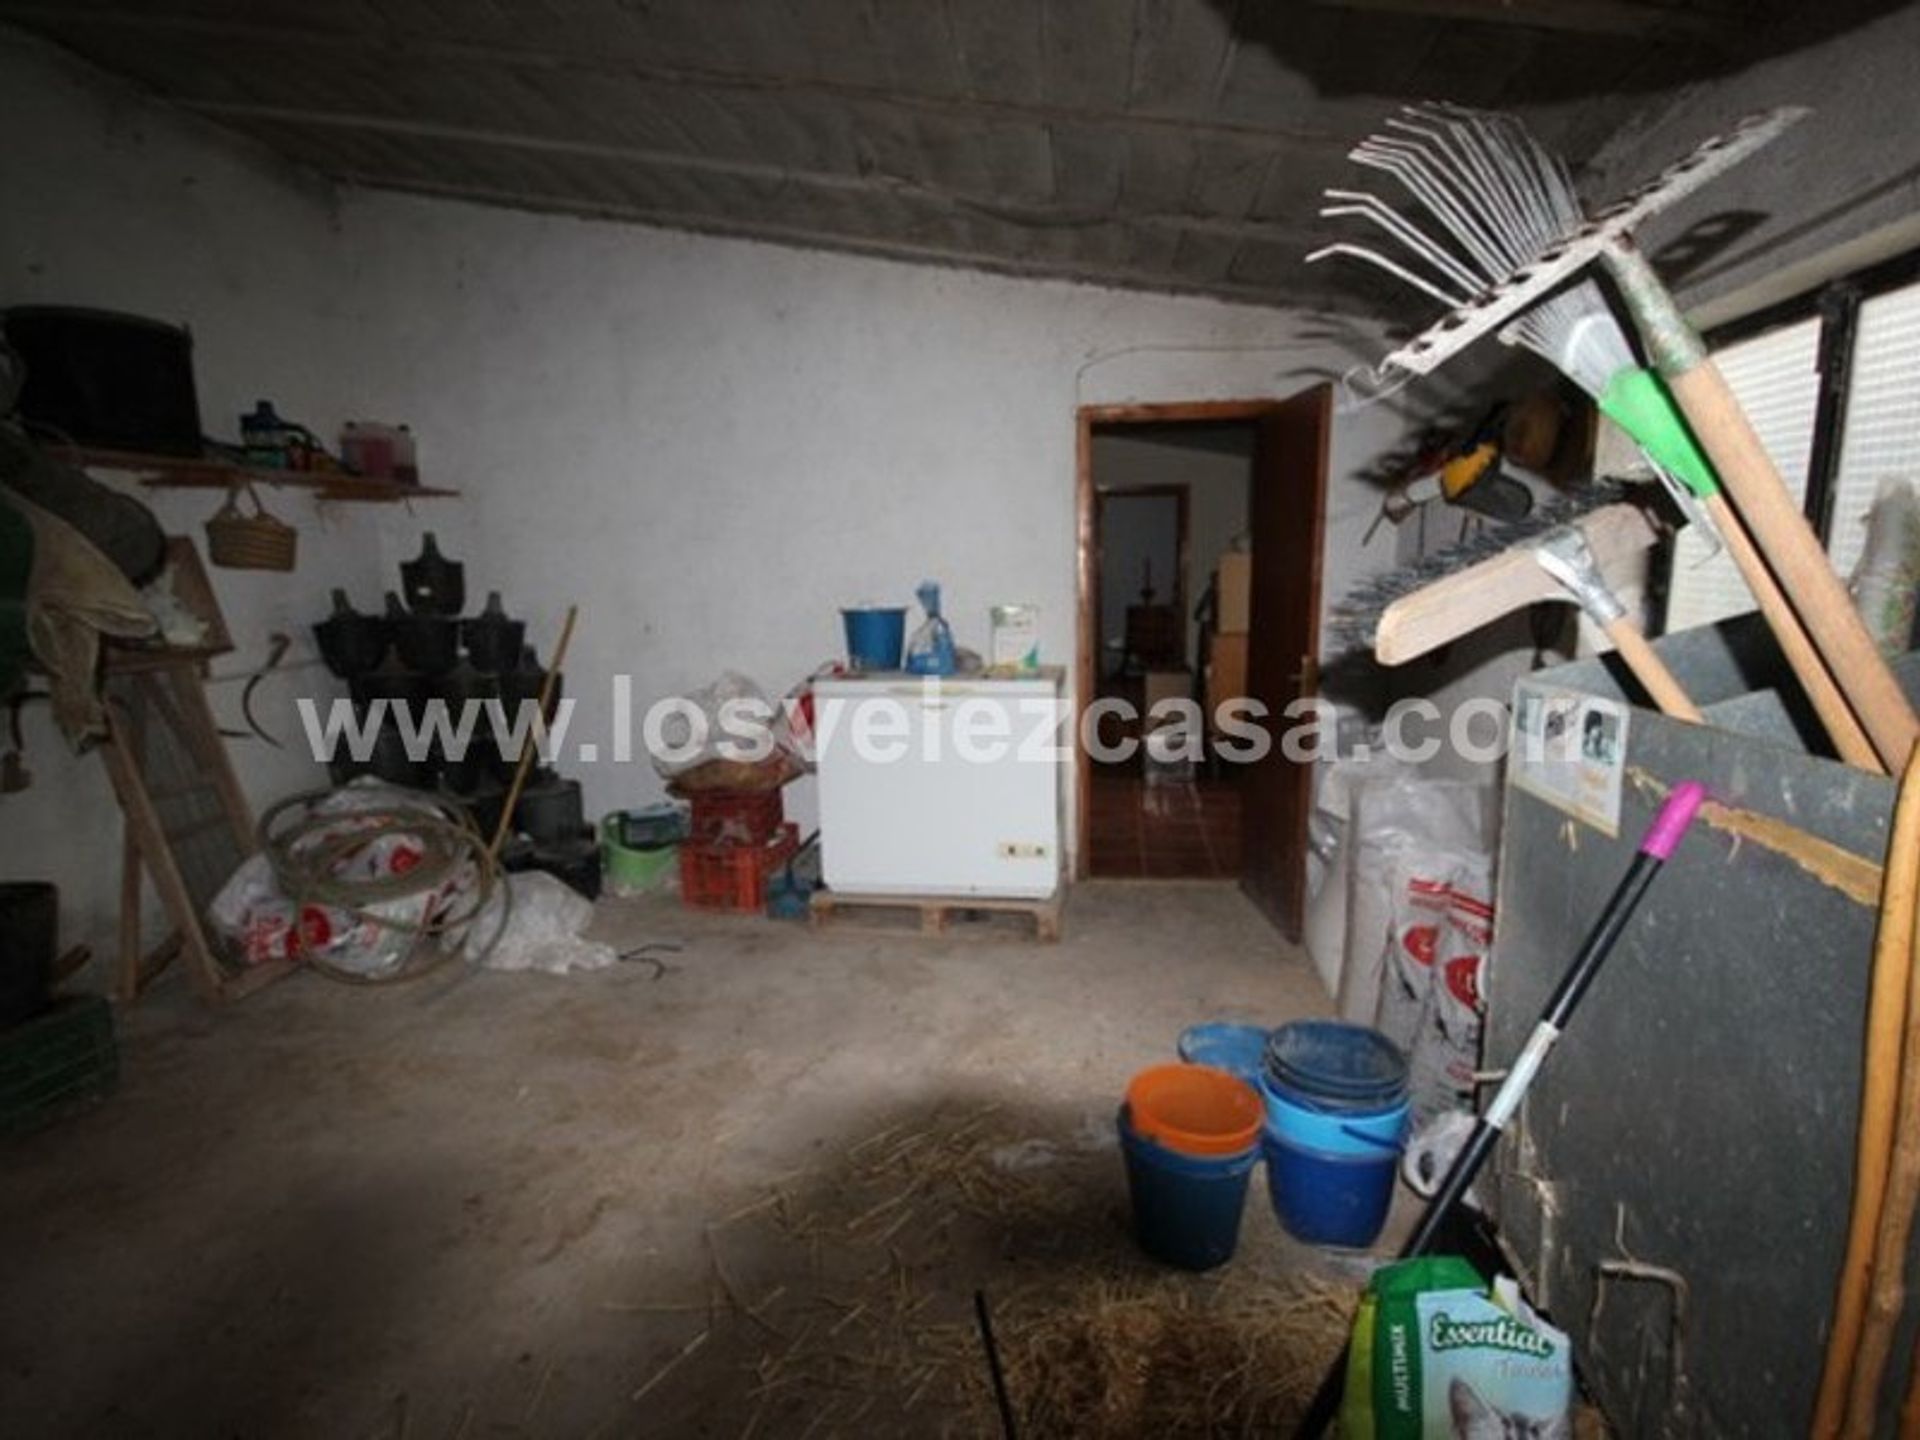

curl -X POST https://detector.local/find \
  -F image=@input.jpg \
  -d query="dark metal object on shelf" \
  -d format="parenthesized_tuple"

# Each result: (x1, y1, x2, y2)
(313, 589, 389, 678)
(400, 532, 464, 616)
(501, 647, 559, 716)
(364, 721, 431, 789)
(350, 665, 436, 713)
(385, 591, 459, 675)
(462, 591, 526, 674)
(2, 306, 200, 457)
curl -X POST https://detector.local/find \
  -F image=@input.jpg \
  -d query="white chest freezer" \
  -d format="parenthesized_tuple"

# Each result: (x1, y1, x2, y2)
(812, 672, 1065, 898)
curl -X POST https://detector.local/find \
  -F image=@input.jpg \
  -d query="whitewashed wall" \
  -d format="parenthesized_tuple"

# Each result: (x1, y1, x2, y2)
(0, 37, 395, 968)
(0, 34, 1418, 961)
(326, 189, 1416, 838)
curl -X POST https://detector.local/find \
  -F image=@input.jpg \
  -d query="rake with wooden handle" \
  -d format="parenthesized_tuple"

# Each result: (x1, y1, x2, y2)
(1341, 499, 1703, 722)
(1310, 104, 1915, 771)
(1510, 282, 1880, 770)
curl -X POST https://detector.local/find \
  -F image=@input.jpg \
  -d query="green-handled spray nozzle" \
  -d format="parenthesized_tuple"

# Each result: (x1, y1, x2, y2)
(1599, 366, 1719, 500)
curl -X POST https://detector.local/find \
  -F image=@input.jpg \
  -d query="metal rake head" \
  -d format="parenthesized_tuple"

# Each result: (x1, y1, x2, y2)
(1311, 105, 1806, 403)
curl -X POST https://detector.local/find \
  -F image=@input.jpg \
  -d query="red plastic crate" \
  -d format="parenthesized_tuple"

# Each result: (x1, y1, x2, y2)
(685, 788, 785, 846)
(679, 823, 799, 912)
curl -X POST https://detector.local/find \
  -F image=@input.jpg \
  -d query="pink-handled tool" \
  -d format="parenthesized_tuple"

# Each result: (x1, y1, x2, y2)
(1295, 782, 1708, 1435)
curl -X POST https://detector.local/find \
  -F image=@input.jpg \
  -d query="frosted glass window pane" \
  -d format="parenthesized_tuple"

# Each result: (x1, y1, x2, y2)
(1827, 281, 1920, 580)
(1664, 318, 1820, 633)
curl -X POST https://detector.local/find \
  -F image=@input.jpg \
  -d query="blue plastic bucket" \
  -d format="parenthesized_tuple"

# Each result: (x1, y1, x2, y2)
(1176, 1022, 1269, 1087)
(1259, 1021, 1408, 1248)
(1263, 1021, 1409, 1112)
(1118, 1106, 1258, 1271)
(841, 607, 908, 671)
(1261, 1129, 1399, 1249)
(1259, 1076, 1409, 1157)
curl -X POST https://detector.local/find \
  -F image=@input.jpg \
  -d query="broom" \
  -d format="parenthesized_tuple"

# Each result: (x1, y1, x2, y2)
(1308, 103, 1910, 771)
(1293, 782, 1709, 1436)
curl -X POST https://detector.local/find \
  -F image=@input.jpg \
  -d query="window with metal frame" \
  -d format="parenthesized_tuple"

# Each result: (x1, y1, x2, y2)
(1659, 252, 1920, 635)
(1827, 282, 1920, 579)
(1664, 318, 1820, 631)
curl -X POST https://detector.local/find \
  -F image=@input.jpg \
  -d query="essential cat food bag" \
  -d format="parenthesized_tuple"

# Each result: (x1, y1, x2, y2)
(1340, 1256, 1572, 1440)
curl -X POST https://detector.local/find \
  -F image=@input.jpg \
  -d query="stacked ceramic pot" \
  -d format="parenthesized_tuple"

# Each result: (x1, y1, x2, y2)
(311, 534, 602, 897)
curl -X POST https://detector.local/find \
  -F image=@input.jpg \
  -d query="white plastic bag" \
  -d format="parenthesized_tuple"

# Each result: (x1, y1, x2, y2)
(1337, 775, 1496, 1026)
(1373, 860, 1453, 1057)
(1303, 753, 1411, 1001)
(1408, 861, 1494, 1125)
(652, 670, 805, 780)
(478, 871, 618, 974)
(1848, 475, 1920, 654)
(208, 781, 477, 976)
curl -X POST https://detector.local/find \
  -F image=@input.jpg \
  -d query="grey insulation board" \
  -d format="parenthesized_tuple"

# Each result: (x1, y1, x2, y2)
(1486, 633, 1920, 1437)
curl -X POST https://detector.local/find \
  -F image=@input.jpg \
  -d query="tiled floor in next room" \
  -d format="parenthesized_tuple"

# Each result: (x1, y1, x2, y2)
(1088, 772, 1243, 878)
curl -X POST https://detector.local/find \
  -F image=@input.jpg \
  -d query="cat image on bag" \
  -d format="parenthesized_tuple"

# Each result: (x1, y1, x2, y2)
(1449, 1377, 1571, 1440)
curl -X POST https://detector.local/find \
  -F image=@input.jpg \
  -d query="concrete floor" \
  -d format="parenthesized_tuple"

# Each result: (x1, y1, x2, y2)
(0, 881, 1349, 1439)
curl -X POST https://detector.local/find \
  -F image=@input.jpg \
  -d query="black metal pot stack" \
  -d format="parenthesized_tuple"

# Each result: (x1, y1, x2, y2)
(311, 535, 602, 898)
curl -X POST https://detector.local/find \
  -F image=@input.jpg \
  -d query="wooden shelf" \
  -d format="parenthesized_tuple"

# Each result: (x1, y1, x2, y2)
(73, 447, 459, 504)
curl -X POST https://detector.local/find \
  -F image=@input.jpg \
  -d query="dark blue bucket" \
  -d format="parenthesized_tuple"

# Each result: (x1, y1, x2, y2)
(1118, 1107, 1258, 1271)
(1259, 1021, 1407, 1248)
(1261, 1130, 1398, 1248)
(841, 607, 908, 671)
(1263, 1021, 1409, 1112)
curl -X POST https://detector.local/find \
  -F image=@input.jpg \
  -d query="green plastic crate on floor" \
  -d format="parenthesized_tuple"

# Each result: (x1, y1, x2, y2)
(1, 995, 118, 1138)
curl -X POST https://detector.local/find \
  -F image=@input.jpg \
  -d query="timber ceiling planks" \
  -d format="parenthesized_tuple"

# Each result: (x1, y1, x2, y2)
(4, 0, 1906, 313)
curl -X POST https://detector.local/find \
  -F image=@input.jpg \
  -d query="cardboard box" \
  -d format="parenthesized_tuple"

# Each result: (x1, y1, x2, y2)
(1206, 632, 1249, 725)
(1216, 551, 1251, 633)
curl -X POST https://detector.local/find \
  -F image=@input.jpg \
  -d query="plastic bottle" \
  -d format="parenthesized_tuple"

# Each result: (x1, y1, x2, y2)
(394, 425, 419, 485)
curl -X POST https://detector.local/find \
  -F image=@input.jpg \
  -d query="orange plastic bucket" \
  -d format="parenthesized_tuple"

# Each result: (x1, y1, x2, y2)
(1125, 1063, 1263, 1157)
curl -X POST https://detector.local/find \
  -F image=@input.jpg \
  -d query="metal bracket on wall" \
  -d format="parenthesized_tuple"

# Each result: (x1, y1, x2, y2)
(1591, 1205, 1694, 1440)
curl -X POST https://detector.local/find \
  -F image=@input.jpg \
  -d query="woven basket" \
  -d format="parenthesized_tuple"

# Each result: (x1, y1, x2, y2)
(205, 482, 297, 571)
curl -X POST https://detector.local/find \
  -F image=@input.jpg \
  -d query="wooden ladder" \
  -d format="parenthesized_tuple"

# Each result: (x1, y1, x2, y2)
(96, 656, 293, 1002)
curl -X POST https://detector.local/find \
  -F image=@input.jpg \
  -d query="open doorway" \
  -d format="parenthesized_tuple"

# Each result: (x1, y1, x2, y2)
(1085, 427, 1248, 880)
(1075, 391, 1332, 936)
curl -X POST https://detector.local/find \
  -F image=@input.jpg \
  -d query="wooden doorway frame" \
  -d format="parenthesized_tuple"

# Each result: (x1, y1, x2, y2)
(1092, 481, 1191, 677)
(1073, 399, 1324, 881)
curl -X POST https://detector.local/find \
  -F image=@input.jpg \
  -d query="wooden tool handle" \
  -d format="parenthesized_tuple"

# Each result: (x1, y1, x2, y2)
(1816, 746, 1920, 1435)
(1668, 362, 1918, 770)
(1703, 494, 1881, 773)
(1842, 831, 1920, 1436)
(1372, 504, 1657, 665)
(489, 604, 579, 859)
(1601, 618, 1704, 723)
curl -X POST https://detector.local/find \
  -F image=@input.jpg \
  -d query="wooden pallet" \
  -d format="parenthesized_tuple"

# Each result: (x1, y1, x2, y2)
(809, 888, 1063, 942)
